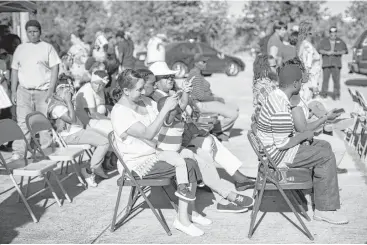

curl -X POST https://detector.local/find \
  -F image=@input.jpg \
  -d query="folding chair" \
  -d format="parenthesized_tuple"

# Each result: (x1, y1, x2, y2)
(25, 111, 87, 188)
(247, 130, 314, 240)
(345, 89, 366, 147)
(108, 132, 177, 235)
(0, 119, 71, 223)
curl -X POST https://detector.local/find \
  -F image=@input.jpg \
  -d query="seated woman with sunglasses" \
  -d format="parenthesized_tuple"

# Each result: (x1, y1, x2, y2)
(149, 62, 256, 213)
(48, 77, 110, 186)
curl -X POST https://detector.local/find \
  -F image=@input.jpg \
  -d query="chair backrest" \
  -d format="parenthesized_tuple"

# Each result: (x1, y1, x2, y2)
(348, 88, 358, 102)
(0, 119, 26, 146)
(0, 119, 31, 170)
(108, 131, 135, 182)
(356, 90, 367, 109)
(26, 111, 53, 134)
(247, 130, 278, 171)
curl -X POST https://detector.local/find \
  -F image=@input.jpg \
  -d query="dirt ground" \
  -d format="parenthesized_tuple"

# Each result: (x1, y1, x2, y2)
(0, 53, 367, 244)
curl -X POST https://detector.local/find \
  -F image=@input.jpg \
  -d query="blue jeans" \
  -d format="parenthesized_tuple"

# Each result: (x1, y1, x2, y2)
(289, 139, 340, 211)
(13, 86, 52, 156)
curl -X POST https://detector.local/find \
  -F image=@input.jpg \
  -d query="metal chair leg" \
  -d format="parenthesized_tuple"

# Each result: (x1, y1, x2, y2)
(50, 170, 72, 203)
(43, 174, 62, 207)
(162, 186, 178, 211)
(137, 185, 172, 236)
(9, 175, 38, 223)
(277, 185, 314, 240)
(17, 176, 24, 203)
(71, 160, 87, 189)
(248, 179, 266, 238)
(291, 190, 311, 221)
(110, 181, 124, 232)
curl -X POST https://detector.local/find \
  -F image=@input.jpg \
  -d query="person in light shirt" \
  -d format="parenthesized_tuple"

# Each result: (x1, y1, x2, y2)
(11, 20, 61, 160)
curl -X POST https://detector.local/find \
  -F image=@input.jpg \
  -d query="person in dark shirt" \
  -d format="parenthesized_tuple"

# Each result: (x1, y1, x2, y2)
(267, 21, 288, 66)
(116, 30, 135, 70)
(318, 26, 348, 100)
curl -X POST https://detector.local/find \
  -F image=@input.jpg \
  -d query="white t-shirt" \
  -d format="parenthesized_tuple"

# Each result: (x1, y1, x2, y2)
(75, 82, 106, 125)
(111, 97, 159, 172)
(146, 36, 165, 65)
(12, 41, 61, 90)
(50, 105, 83, 137)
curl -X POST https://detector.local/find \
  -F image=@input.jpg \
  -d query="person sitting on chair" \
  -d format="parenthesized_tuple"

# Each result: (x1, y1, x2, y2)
(256, 62, 348, 225)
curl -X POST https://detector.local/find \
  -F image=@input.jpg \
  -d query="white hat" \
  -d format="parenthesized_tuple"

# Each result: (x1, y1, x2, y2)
(156, 33, 168, 41)
(149, 61, 177, 76)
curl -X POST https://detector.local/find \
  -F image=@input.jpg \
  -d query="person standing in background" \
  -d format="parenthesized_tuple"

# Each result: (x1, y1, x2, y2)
(145, 32, 168, 67)
(267, 21, 288, 66)
(318, 26, 348, 100)
(11, 20, 61, 160)
(116, 30, 135, 71)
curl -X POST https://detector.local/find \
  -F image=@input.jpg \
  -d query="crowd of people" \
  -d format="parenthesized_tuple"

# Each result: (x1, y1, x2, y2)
(253, 20, 351, 226)
(0, 20, 255, 237)
(0, 17, 353, 237)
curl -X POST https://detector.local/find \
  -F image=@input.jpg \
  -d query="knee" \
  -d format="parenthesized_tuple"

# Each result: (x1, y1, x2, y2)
(184, 158, 201, 182)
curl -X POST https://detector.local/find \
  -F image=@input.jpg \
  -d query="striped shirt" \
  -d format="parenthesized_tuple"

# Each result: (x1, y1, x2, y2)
(187, 69, 213, 101)
(256, 89, 299, 166)
(157, 119, 185, 151)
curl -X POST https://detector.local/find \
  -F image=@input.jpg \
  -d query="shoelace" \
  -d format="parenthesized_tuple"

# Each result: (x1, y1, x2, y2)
(235, 195, 244, 203)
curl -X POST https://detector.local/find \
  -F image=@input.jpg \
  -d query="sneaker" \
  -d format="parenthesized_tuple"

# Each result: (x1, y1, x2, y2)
(197, 181, 205, 188)
(173, 219, 204, 237)
(93, 167, 109, 179)
(216, 202, 248, 213)
(313, 210, 349, 225)
(235, 180, 255, 191)
(175, 185, 196, 201)
(232, 194, 254, 208)
(81, 168, 98, 187)
(191, 214, 212, 226)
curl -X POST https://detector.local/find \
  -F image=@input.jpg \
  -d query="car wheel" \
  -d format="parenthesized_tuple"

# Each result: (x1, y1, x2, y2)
(226, 62, 240, 76)
(172, 62, 188, 78)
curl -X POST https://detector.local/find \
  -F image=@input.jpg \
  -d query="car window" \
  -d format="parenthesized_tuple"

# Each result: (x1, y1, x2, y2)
(179, 44, 197, 55)
(362, 34, 367, 47)
(355, 31, 367, 48)
(199, 43, 217, 55)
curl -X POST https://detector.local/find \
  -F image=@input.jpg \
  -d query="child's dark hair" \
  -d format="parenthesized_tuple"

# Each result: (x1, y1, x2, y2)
(136, 69, 154, 80)
(116, 69, 142, 90)
(289, 31, 299, 46)
(157, 96, 169, 112)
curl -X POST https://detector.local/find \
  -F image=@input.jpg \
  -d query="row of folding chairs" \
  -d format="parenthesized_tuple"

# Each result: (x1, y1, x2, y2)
(1, 112, 177, 236)
(345, 88, 367, 161)
(0, 112, 94, 223)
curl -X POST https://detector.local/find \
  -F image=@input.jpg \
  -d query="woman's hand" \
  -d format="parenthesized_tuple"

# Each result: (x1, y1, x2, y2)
(162, 94, 179, 112)
(64, 91, 72, 102)
(326, 109, 341, 121)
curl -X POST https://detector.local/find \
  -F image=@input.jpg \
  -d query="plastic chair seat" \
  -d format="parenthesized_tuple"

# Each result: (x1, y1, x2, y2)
(67, 144, 92, 150)
(44, 147, 84, 161)
(256, 168, 313, 190)
(5, 159, 58, 177)
(117, 176, 173, 187)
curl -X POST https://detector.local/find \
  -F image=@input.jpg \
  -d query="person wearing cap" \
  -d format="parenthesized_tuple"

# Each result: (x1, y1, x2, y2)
(145, 33, 168, 67)
(187, 53, 239, 141)
(257, 63, 348, 225)
(10, 19, 61, 160)
(116, 30, 135, 71)
(75, 70, 113, 136)
(48, 79, 110, 183)
(318, 26, 348, 100)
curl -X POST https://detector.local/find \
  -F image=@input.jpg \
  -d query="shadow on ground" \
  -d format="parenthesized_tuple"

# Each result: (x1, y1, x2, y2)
(230, 128, 244, 138)
(345, 78, 367, 87)
(0, 174, 86, 243)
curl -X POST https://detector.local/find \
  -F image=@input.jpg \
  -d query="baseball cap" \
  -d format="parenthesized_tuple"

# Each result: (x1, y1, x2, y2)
(308, 101, 327, 118)
(193, 53, 210, 63)
(330, 27, 337, 33)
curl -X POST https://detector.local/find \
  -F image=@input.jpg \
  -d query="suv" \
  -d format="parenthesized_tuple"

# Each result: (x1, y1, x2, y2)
(349, 30, 367, 75)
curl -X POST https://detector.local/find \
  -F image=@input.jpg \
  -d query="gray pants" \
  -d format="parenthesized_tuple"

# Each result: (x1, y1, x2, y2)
(13, 86, 52, 155)
(64, 129, 109, 170)
(289, 139, 340, 211)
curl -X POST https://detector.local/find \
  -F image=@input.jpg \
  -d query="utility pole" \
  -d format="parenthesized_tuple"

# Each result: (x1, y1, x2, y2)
(11, 12, 30, 43)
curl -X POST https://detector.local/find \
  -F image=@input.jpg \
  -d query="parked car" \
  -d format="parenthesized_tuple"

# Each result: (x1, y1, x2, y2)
(349, 29, 367, 75)
(134, 42, 245, 78)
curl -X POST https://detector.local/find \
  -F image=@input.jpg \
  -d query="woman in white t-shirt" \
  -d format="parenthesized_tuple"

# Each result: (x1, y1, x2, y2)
(75, 70, 113, 136)
(48, 79, 110, 187)
(111, 69, 206, 237)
